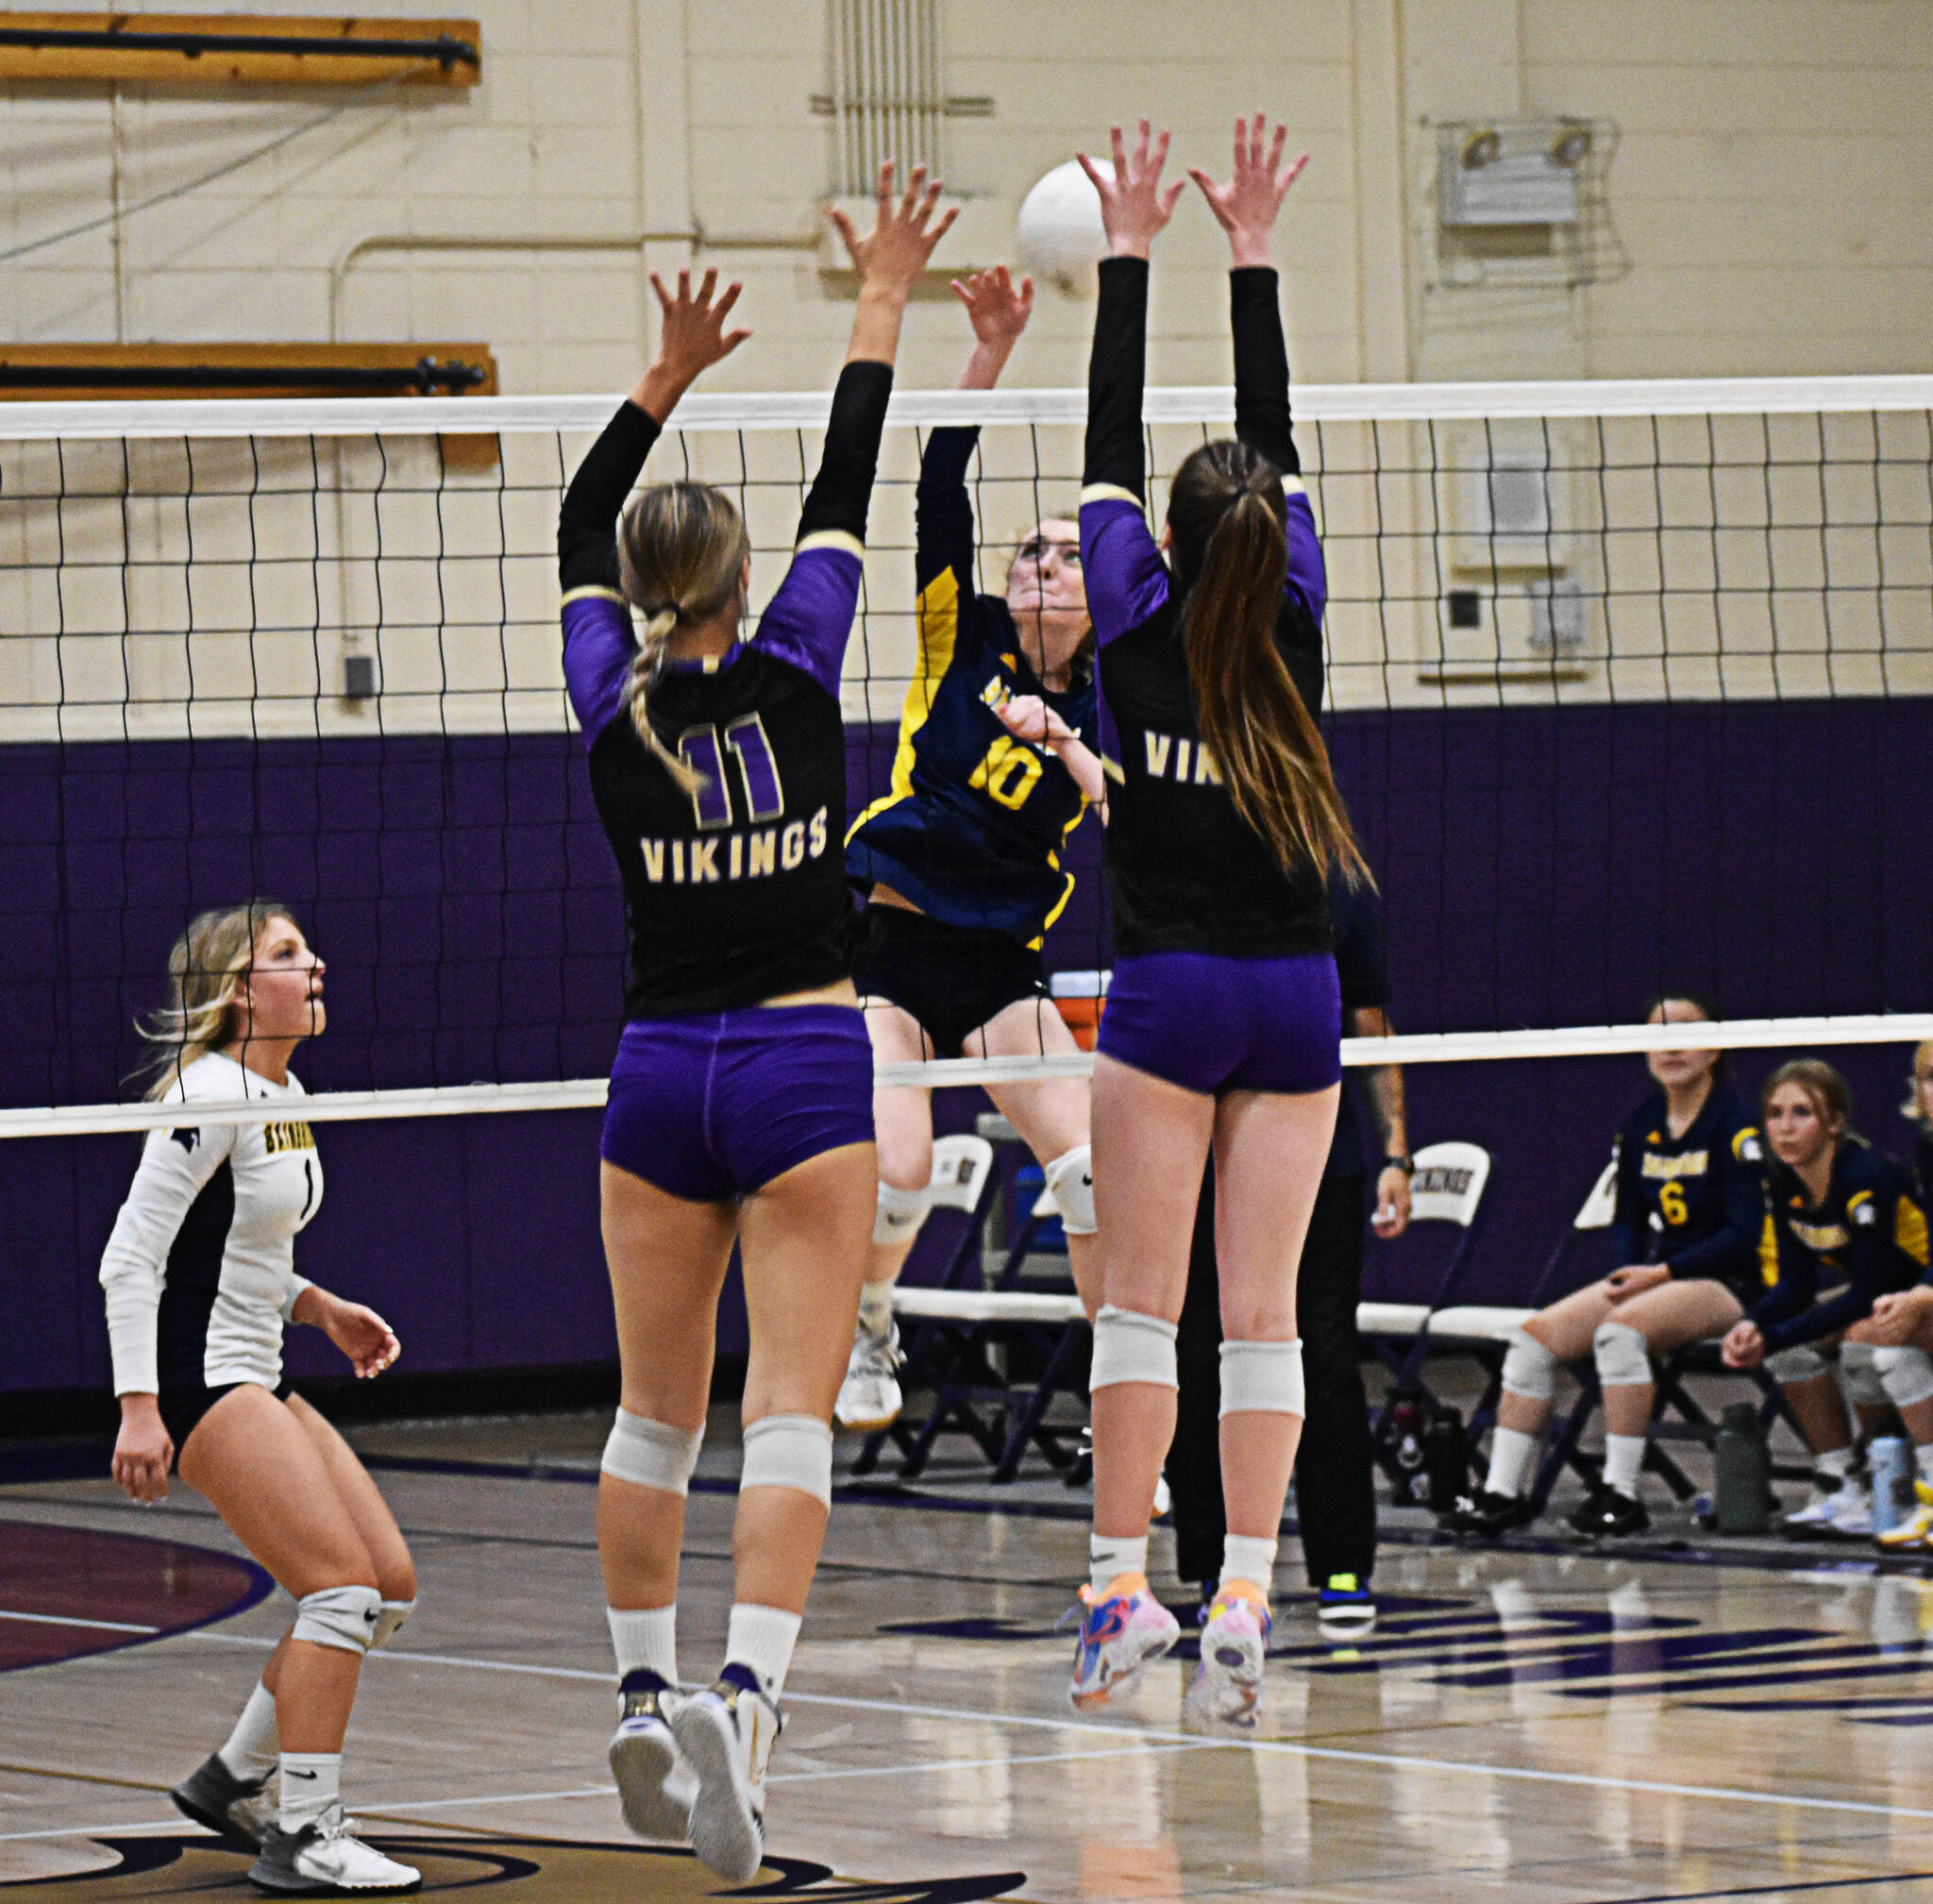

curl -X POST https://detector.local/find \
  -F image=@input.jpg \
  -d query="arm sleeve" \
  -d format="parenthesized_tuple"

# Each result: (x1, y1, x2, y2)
(1079, 257, 1169, 646)
(916, 426, 979, 598)
(1230, 265, 1327, 631)
(797, 359, 894, 547)
(280, 1275, 313, 1323)
(558, 399, 663, 595)
(97, 1120, 236, 1396)
(558, 399, 664, 750)
(1606, 1136, 1646, 1266)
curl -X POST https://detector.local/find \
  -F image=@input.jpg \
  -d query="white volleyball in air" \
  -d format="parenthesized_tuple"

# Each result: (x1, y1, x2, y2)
(1016, 160, 1107, 296)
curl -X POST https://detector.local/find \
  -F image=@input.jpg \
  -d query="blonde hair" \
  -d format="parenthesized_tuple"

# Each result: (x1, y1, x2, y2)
(616, 481, 750, 793)
(135, 900, 296, 1100)
(1908, 1038, 1933, 1128)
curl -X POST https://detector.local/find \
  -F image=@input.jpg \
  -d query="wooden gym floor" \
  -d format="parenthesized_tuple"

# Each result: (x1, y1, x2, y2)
(4, 1408, 1933, 1902)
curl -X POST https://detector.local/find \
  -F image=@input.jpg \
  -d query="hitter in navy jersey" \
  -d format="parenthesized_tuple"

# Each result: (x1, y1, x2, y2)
(1064, 118, 1367, 1728)
(558, 174, 957, 1882)
(837, 264, 1108, 1430)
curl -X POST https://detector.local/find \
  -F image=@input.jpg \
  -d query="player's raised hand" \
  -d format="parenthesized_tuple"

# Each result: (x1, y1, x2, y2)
(634, 268, 749, 423)
(952, 265, 1034, 351)
(1078, 120, 1185, 261)
(997, 694, 1075, 747)
(1188, 113, 1309, 268)
(831, 160, 959, 297)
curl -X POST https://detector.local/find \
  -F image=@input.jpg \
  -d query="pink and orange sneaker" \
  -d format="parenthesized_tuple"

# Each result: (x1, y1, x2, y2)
(1185, 1580, 1271, 1731)
(1067, 1573, 1181, 1710)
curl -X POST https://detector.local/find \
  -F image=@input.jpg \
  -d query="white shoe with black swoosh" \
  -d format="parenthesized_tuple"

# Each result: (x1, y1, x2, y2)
(247, 1801, 420, 1894)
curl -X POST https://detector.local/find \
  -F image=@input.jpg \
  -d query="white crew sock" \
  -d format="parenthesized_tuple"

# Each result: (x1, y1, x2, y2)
(725, 1603, 802, 1700)
(1219, 1535, 1278, 1596)
(1816, 1444, 1856, 1482)
(215, 1679, 279, 1781)
(1602, 1433, 1646, 1499)
(1485, 1426, 1538, 1499)
(277, 1752, 340, 1834)
(607, 1605, 678, 1688)
(1088, 1532, 1148, 1594)
(858, 1280, 895, 1339)
(1916, 1444, 1933, 1488)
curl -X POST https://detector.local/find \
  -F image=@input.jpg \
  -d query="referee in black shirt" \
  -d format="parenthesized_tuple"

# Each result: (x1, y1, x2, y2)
(1163, 872, 1411, 1640)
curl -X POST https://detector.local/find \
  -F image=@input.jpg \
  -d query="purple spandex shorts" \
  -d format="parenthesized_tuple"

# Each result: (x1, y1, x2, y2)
(1097, 950, 1342, 1095)
(601, 1004, 875, 1202)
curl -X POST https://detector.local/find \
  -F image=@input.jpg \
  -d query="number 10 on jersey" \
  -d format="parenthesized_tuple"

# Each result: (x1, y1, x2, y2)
(678, 716, 785, 830)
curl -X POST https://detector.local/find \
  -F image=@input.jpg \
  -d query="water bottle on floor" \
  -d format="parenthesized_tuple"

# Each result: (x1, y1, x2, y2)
(1869, 1437, 1911, 1535)
(1713, 1402, 1770, 1535)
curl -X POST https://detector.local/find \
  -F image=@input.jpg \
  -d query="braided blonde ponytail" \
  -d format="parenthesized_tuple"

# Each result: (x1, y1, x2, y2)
(616, 480, 750, 796)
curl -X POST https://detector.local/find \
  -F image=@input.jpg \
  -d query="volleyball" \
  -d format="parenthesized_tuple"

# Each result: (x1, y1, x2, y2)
(1015, 159, 1108, 295)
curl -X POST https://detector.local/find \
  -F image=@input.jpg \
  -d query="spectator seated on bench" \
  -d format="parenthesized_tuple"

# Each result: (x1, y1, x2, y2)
(1438, 995, 1823, 1542)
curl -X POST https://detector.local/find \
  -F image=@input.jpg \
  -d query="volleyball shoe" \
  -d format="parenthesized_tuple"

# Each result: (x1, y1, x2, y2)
(1067, 1574, 1180, 1710)
(1184, 1582, 1270, 1730)
(671, 1666, 782, 1882)
(1876, 1479, 1933, 1552)
(169, 1754, 275, 1847)
(608, 1670, 697, 1842)
(246, 1802, 420, 1895)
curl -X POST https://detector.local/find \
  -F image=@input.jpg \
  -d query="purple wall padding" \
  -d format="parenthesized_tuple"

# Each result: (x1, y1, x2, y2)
(5, 697, 1927, 1395)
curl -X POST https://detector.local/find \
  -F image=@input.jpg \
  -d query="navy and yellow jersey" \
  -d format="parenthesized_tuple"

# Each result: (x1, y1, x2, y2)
(846, 425, 1097, 943)
(559, 362, 889, 1019)
(1916, 1131, 1933, 1239)
(1605, 1084, 1767, 1302)
(1080, 258, 1333, 960)
(1749, 1137, 1931, 1350)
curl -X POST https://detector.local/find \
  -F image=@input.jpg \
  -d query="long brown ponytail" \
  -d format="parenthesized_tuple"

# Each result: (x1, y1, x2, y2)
(615, 480, 750, 794)
(1168, 440, 1367, 884)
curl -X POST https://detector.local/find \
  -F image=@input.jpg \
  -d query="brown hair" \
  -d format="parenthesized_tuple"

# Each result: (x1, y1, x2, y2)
(616, 480, 750, 793)
(135, 900, 298, 1100)
(1167, 440, 1366, 884)
(1759, 1058, 1854, 1145)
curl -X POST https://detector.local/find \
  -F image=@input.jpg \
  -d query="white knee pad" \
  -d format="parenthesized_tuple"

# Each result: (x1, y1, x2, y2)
(1592, 1320, 1653, 1390)
(740, 1413, 833, 1508)
(1874, 1345, 1933, 1410)
(1219, 1338, 1304, 1418)
(371, 1598, 414, 1651)
(602, 1408, 705, 1495)
(1501, 1327, 1558, 1402)
(1767, 1343, 1831, 1385)
(1837, 1342, 1889, 1408)
(1088, 1306, 1178, 1391)
(874, 1179, 933, 1247)
(1043, 1145, 1097, 1236)
(292, 1584, 381, 1656)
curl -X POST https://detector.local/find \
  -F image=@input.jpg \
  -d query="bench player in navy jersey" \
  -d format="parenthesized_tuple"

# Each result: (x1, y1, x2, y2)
(100, 901, 419, 1896)
(1441, 997, 1791, 1542)
(838, 262, 1105, 1429)
(1067, 117, 1361, 1728)
(558, 171, 954, 1881)
(1724, 1060, 1932, 1547)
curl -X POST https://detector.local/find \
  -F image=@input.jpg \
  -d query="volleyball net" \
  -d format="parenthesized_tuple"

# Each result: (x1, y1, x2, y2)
(4, 375, 1931, 1137)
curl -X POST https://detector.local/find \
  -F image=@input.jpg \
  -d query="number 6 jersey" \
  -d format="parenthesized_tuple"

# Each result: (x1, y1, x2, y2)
(559, 364, 892, 1019)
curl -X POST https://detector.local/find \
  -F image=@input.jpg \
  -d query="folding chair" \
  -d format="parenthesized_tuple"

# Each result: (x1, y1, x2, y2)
(1360, 1142, 1492, 1491)
(862, 1133, 1092, 1483)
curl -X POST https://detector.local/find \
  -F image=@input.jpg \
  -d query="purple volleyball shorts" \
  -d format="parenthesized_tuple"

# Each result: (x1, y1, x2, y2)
(1096, 950, 1342, 1096)
(601, 1003, 875, 1203)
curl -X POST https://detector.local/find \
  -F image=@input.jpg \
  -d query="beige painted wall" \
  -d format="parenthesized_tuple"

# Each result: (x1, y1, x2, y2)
(0, 0, 1926, 737)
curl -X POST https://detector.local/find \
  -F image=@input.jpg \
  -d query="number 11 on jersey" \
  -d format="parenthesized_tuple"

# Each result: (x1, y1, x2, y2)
(678, 716, 786, 830)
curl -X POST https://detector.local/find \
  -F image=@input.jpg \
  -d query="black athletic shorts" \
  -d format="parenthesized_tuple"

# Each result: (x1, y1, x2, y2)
(159, 1377, 293, 1460)
(855, 905, 1050, 1060)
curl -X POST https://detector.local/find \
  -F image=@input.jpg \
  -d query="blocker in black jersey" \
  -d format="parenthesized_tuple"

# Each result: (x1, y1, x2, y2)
(1080, 257, 1334, 962)
(559, 363, 891, 1019)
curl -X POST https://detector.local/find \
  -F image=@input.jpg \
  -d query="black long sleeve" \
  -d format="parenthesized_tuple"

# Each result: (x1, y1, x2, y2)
(1231, 266, 1299, 479)
(1083, 256, 1149, 499)
(798, 360, 895, 545)
(916, 426, 979, 594)
(558, 399, 663, 594)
